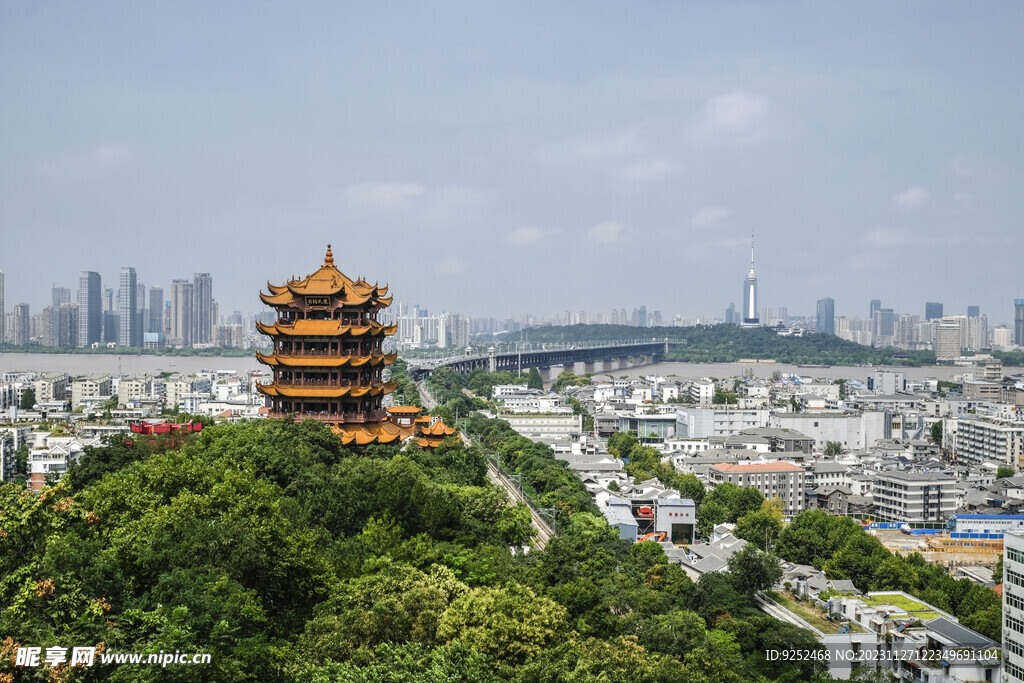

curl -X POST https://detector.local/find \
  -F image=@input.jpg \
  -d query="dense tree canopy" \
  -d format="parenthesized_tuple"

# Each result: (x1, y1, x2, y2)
(0, 414, 832, 681)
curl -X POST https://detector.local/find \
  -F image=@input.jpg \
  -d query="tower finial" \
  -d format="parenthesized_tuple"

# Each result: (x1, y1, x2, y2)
(324, 244, 334, 267)
(751, 231, 755, 268)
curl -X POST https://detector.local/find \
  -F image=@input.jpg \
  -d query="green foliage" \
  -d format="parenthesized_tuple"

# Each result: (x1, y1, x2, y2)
(0, 413, 830, 681)
(502, 323, 935, 366)
(997, 465, 1015, 479)
(930, 421, 943, 443)
(696, 483, 765, 538)
(525, 367, 544, 391)
(823, 440, 844, 456)
(20, 387, 36, 410)
(734, 499, 784, 551)
(728, 544, 783, 595)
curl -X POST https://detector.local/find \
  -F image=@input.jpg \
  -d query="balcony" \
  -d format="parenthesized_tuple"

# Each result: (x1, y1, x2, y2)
(266, 409, 387, 423)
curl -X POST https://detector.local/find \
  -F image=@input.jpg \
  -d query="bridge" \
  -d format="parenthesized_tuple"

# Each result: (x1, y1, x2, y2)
(407, 339, 677, 380)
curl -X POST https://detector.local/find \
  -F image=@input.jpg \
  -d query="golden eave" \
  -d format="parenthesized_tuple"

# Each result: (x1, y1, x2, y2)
(256, 351, 398, 368)
(255, 320, 396, 337)
(256, 381, 397, 399)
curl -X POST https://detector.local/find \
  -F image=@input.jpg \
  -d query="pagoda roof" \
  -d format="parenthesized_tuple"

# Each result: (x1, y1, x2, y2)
(387, 406, 423, 415)
(256, 381, 397, 399)
(256, 351, 398, 368)
(329, 417, 458, 447)
(259, 245, 393, 307)
(255, 320, 397, 337)
(331, 422, 408, 446)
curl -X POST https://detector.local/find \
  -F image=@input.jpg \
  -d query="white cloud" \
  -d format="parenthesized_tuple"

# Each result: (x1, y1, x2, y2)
(686, 91, 771, 146)
(611, 158, 681, 185)
(892, 186, 930, 212)
(586, 221, 626, 244)
(342, 182, 425, 210)
(690, 206, 730, 228)
(434, 256, 466, 275)
(38, 142, 133, 180)
(865, 226, 920, 247)
(504, 226, 557, 246)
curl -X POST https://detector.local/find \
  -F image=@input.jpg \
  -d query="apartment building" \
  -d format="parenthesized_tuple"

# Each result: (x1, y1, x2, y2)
(953, 417, 1024, 466)
(872, 471, 956, 523)
(708, 461, 807, 516)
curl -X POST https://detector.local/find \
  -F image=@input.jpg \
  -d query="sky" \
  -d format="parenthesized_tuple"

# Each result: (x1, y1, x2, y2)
(2, 2, 1023, 326)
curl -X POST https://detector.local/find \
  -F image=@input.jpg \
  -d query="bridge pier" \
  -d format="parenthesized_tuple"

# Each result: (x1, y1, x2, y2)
(583, 361, 596, 375)
(618, 357, 630, 370)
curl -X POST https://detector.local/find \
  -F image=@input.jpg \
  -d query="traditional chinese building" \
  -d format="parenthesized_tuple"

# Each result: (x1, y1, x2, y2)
(256, 245, 456, 447)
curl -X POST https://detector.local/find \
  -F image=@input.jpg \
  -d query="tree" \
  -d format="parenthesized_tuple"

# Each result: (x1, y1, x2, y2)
(608, 431, 639, 459)
(19, 387, 35, 410)
(735, 500, 784, 552)
(930, 421, 943, 444)
(526, 367, 544, 391)
(823, 441, 844, 456)
(728, 544, 783, 595)
(997, 465, 1015, 480)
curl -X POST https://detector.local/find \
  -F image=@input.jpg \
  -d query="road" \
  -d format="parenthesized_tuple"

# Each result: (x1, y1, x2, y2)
(416, 380, 554, 550)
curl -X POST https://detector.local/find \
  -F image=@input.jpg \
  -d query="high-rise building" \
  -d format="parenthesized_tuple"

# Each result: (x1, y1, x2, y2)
(777, 307, 788, 326)
(0, 270, 5, 344)
(967, 305, 980, 319)
(149, 286, 164, 334)
(967, 314, 988, 351)
(193, 273, 213, 345)
(741, 234, 758, 327)
(815, 298, 835, 335)
(895, 314, 919, 348)
(1003, 531, 1024, 681)
(1016, 299, 1024, 347)
(13, 303, 29, 345)
(869, 299, 881, 322)
(171, 280, 194, 347)
(873, 308, 895, 347)
(936, 319, 962, 360)
(725, 302, 736, 325)
(51, 287, 70, 308)
(103, 288, 114, 312)
(77, 271, 102, 347)
(925, 302, 943, 321)
(118, 267, 138, 347)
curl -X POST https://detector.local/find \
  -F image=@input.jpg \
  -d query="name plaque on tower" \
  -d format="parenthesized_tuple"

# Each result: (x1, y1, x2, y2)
(305, 296, 331, 307)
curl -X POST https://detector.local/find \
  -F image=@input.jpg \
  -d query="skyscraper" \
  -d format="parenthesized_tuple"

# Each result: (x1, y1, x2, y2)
(725, 302, 736, 325)
(171, 280, 194, 347)
(13, 303, 29, 345)
(118, 267, 138, 347)
(1015, 299, 1024, 347)
(967, 305, 980, 319)
(193, 273, 213, 345)
(0, 270, 5, 344)
(870, 299, 881, 322)
(149, 286, 164, 334)
(741, 234, 759, 327)
(77, 271, 102, 347)
(51, 287, 71, 308)
(816, 298, 835, 335)
(925, 302, 943, 321)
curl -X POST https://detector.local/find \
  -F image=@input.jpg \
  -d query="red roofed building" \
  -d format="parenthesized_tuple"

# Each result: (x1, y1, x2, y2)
(709, 461, 808, 516)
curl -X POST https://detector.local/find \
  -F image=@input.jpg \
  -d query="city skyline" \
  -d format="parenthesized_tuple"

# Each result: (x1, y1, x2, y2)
(2, 3, 1023, 322)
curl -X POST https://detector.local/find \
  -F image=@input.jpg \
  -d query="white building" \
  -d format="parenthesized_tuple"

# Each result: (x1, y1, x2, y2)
(675, 406, 769, 439)
(1004, 530, 1024, 681)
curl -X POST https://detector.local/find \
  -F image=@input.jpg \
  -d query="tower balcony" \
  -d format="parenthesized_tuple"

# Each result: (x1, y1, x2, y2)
(266, 409, 387, 423)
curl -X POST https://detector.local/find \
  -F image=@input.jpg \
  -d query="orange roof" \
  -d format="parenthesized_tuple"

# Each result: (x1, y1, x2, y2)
(255, 320, 396, 337)
(994, 584, 1004, 596)
(259, 245, 393, 307)
(256, 381, 397, 398)
(256, 351, 397, 368)
(420, 419, 457, 436)
(387, 406, 423, 415)
(710, 462, 805, 473)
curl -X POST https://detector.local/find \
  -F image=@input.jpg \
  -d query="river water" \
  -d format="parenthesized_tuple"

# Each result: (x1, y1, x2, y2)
(0, 353, 264, 376)
(1, 352, 1018, 383)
